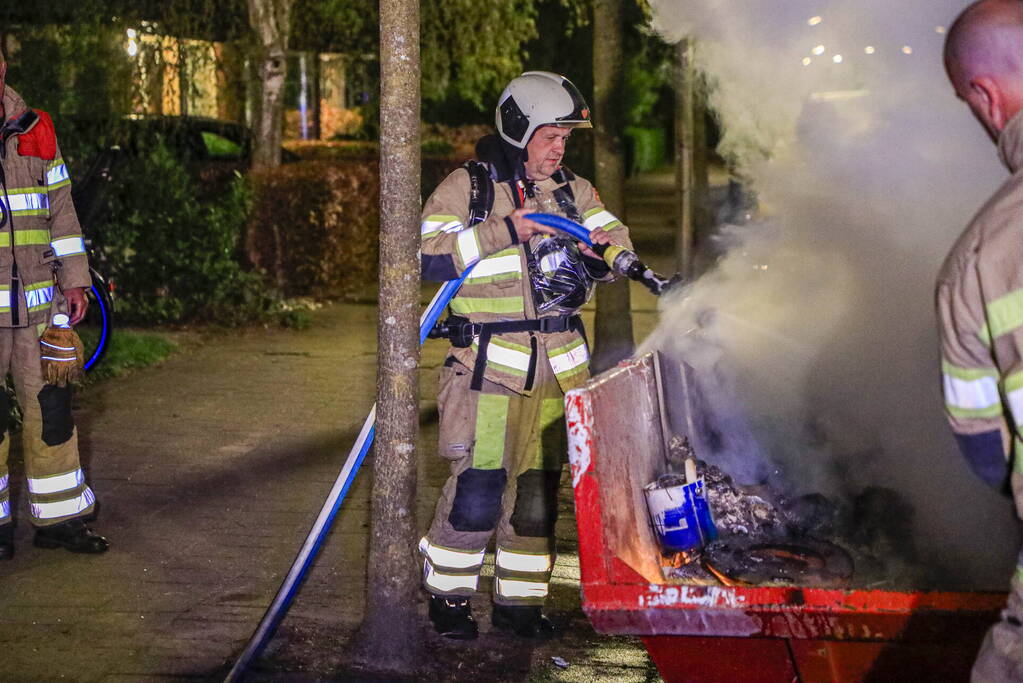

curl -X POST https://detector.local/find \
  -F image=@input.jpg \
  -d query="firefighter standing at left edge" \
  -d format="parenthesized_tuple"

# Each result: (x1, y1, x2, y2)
(0, 52, 108, 559)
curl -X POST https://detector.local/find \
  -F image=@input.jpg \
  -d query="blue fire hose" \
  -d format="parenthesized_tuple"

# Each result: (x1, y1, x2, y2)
(224, 214, 610, 680)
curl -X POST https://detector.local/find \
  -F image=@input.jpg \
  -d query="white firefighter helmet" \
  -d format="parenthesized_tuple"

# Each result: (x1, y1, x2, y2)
(495, 71, 592, 149)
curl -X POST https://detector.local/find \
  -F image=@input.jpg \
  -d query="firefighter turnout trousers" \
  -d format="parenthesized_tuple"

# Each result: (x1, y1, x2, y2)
(0, 325, 95, 528)
(972, 546, 1023, 682)
(420, 351, 566, 607)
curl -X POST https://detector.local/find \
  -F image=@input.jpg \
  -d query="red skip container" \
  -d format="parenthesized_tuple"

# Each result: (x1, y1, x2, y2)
(564, 353, 1005, 683)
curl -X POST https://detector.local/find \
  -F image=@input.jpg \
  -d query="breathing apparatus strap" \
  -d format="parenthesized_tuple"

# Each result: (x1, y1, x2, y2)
(464, 160, 495, 226)
(442, 164, 587, 390)
(468, 314, 583, 391)
(550, 169, 583, 223)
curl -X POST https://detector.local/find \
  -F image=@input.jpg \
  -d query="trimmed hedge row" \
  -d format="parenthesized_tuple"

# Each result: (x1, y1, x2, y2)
(246, 158, 461, 298)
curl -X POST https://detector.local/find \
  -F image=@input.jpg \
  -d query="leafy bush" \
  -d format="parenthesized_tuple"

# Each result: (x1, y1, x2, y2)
(92, 142, 276, 325)
(624, 126, 668, 175)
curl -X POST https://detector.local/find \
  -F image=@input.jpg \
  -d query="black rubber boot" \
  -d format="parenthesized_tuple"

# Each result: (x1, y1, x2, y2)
(0, 523, 13, 560)
(491, 604, 555, 638)
(428, 595, 479, 640)
(34, 518, 109, 554)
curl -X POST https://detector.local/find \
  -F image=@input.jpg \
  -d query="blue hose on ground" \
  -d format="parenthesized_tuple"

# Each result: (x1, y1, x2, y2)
(226, 214, 659, 679)
(224, 272, 473, 681)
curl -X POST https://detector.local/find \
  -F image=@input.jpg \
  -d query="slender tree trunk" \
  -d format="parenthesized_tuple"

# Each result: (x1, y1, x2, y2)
(246, 0, 292, 169)
(693, 71, 709, 272)
(351, 0, 423, 674)
(591, 0, 634, 373)
(310, 52, 322, 140)
(674, 39, 695, 279)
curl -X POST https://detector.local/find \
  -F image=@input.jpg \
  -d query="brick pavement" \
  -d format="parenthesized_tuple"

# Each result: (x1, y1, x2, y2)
(0, 171, 677, 682)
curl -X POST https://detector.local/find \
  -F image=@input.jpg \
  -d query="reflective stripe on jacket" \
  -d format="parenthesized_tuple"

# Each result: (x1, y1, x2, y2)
(0, 87, 89, 328)
(422, 165, 632, 394)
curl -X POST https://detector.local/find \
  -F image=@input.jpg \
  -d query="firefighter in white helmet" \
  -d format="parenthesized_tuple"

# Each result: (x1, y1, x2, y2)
(941, 2, 1023, 680)
(0, 51, 108, 560)
(418, 72, 633, 639)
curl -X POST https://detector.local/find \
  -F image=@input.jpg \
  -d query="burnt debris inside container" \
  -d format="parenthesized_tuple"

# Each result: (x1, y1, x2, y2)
(657, 436, 920, 588)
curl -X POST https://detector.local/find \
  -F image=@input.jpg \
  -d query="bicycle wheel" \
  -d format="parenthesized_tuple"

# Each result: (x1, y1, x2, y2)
(79, 268, 114, 371)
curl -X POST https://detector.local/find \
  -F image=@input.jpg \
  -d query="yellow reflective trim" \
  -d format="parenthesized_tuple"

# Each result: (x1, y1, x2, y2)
(980, 323, 992, 349)
(538, 397, 565, 469)
(474, 393, 509, 470)
(942, 360, 998, 382)
(450, 296, 524, 315)
(0, 230, 52, 247)
(987, 289, 1023, 338)
(946, 404, 1004, 420)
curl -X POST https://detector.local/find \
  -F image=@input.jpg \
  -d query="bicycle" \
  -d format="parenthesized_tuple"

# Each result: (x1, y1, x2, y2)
(80, 263, 114, 372)
(71, 148, 120, 373)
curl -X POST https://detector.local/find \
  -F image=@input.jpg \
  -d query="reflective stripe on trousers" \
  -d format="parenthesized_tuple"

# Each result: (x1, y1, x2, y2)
(419, 536, 484, 596)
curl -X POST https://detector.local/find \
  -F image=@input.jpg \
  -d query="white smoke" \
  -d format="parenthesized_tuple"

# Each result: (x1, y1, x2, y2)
(644, 0, 1020, 589)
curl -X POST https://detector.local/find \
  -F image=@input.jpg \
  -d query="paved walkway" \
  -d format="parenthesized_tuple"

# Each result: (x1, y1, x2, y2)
(0, 170, 691, 682)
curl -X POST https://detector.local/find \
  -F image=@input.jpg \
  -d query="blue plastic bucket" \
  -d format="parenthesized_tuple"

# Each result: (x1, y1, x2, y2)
(644, 475, 717, 553)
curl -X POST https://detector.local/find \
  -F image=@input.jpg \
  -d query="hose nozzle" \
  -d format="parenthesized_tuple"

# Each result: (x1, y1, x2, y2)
(597, 244, 680, 296)
(522, 212, 684, 296)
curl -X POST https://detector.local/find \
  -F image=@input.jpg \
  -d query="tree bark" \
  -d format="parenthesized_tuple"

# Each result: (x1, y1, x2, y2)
(674, 39, 695, 279)
(246, 0, 292, 169)
(351, 0, 423, 674)
(591, 0, 634, 373)
(310, 52, 322, 140)
(693, 71, 710, 271)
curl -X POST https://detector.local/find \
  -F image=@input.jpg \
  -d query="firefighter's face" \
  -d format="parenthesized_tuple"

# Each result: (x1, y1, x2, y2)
(524, 126, 571, 181)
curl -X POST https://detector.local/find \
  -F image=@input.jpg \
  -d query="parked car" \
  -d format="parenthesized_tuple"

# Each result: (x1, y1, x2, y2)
(67, 115, 297, 229)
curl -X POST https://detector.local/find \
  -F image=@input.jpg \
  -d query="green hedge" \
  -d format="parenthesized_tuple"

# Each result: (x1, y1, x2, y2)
(247, 158, 459, 298)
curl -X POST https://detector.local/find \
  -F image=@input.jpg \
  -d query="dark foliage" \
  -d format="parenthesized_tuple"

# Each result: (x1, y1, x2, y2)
(91, 142, 275, 324)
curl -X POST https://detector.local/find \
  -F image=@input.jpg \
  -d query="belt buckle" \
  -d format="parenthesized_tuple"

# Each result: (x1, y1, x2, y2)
(537, 317, 558, 333)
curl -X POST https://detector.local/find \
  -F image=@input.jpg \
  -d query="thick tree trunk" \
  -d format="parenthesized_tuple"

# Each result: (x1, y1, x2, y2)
(351, 0, 423, 674)
(591, 0, 634, 373)
(247, 0, 292, 170)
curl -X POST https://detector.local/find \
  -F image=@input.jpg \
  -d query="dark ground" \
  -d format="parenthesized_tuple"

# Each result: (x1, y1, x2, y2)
(0, 171, 691, 682)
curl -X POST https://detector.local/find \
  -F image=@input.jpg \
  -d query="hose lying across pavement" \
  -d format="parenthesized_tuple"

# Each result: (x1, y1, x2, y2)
(225, 213, 667, 679)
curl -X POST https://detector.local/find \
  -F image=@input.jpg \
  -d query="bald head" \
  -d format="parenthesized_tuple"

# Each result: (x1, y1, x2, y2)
(945, 0, 1023, 140)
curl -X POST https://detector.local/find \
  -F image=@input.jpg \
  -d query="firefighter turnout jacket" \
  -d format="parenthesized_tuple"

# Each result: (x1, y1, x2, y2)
(0, 87, 90, 329)
(421, 166, 633, 395)
(937, 108, 1023, 509)
(936, 107, 1023, 683)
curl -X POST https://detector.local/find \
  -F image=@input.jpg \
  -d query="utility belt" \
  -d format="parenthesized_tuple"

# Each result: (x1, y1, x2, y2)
(430, 313, 582, 391)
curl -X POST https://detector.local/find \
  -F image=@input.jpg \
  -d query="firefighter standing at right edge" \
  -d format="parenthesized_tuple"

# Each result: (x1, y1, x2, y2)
(418, 72, 633, 639)
(940, 2, 1023, 680)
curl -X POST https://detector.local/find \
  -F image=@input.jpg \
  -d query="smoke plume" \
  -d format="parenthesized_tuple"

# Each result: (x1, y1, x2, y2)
(644, 0, 1020, 589)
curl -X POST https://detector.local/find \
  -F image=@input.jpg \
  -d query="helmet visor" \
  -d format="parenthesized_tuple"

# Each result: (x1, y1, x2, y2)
(555, 80, 593, 128)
